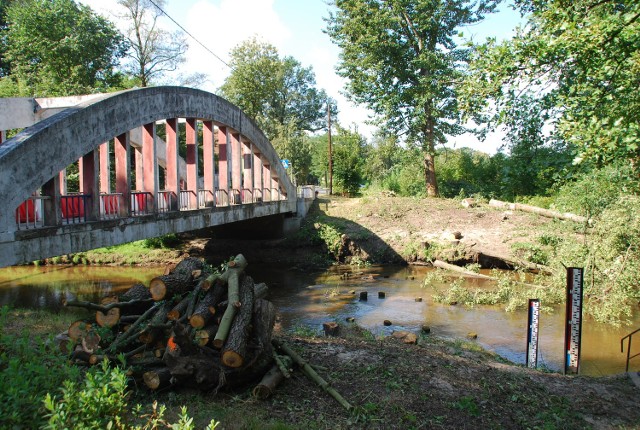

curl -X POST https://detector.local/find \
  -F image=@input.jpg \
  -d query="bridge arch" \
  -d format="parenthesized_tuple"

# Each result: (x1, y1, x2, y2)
(0, 86, 300, 266)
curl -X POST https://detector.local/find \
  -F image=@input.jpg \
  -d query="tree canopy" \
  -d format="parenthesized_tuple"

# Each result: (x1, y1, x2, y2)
(462, 0, 640, 172)
(1, 0, 126, 96)
(116, 0, 187, 87)
(326, 0, 499, 196)
(219, 38, 331, 141)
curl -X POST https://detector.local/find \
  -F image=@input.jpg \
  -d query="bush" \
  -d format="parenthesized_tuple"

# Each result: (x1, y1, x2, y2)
(43, 360, 220, 430)
(144, 234, 181, 249)
(0, 307, 81, 429)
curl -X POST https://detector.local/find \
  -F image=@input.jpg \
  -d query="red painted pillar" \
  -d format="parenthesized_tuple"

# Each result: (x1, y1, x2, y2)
(253, 149, 262, 201)
(79, 150, 99, 220)
(99, 142, 110, 193)
(263, 159, 271, 201)
(203, 121, 215, 206)
(142, 122, 157, 211)
(114, 132, 131, 216)
(231, 132, 242, 204)
(217, 126, 229, 204)
(135, 147, 143, 191)
(58, 169, 67, 195)
(165, 118, 179, 210)
(186, 118, 198, 208)
(242, 140, 253, 203)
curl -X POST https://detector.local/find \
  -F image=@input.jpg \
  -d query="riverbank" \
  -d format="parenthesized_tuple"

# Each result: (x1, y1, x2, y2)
(3, 307, 639, 429)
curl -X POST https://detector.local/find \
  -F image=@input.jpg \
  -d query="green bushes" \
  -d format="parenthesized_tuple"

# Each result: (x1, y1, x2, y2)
(0, 307, 82, 429)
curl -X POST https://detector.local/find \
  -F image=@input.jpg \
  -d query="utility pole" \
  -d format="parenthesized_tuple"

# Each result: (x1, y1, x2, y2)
(327, 101, 333, 195)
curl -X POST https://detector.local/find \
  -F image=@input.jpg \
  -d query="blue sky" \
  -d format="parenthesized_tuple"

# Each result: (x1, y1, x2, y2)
(83, 0, 522, 153)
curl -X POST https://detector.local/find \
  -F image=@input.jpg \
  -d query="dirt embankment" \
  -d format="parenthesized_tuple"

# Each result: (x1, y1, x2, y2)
(198, 195, 566, 269)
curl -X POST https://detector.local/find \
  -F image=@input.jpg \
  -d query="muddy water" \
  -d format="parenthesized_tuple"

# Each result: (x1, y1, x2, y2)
(0, 264, 638, 376)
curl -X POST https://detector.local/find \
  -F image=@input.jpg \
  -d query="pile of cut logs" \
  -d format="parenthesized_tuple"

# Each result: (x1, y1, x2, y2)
(61, 254, 278, 392)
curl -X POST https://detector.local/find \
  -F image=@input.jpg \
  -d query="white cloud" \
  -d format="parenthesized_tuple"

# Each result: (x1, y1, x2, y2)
(183, 0, 291, 90)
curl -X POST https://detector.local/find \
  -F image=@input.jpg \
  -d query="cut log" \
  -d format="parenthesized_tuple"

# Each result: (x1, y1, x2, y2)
(489, 199, 589, 224)
(81, 328, 101, 353)
(143, 368, 173, 390)
(433, 259, 545, 287)
(189, 288, 219, 329)
(252, 364, 286, 400)
(119, 283, 152, 302)
(149, 257, 204, 301)
(167, 295, 190, 321)
(474, 251, 553, 275)
(273, 338, 352, 411)
(54, 331, 72, 354)
(254, 282, 268, 300)
(96, 296, 120, 328)
(212, 256, 248, 348)
(221, 275, 255, 367)
(195, 324, 219, 346)
(202, 254, 248, 291)
(68, 320, 91, 342)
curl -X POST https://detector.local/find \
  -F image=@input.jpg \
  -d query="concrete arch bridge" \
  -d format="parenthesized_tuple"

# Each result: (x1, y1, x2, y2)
(0, 87, 313, 268)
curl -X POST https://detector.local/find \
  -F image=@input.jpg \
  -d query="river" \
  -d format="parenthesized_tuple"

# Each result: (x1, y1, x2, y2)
(0, 264, 638, 376)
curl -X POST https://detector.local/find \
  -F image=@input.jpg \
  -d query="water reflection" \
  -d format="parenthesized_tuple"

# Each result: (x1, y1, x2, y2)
(0, 264, 637, 376)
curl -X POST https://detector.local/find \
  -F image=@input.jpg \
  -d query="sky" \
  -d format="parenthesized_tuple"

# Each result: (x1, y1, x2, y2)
(82, 0, 522, 154)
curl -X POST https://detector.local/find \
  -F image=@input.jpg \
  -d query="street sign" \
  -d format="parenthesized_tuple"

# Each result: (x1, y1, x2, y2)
(564, 267, 584, 374)
(526, 299, 540, 368)
(281, 159, 291, 169)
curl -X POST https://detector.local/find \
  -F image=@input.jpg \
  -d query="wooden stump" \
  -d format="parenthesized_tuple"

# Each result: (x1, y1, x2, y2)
(359, 291, 368, 301)
(323, 322, 340, 337)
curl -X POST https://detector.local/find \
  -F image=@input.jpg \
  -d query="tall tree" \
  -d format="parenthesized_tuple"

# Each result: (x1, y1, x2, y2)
(2, 0, 126, 96)
(462, 0, 640, 173)
(117, 0, 187, 87)
(219, 38, 332, 140)
(326, 0, 499, 197)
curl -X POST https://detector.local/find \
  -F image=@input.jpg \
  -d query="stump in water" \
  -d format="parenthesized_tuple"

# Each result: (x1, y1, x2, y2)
(323, 322, 340, 337)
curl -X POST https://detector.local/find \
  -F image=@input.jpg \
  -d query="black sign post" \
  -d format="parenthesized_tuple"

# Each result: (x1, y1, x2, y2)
(526, 299, 540, 368)
(564, 267, 584, 375)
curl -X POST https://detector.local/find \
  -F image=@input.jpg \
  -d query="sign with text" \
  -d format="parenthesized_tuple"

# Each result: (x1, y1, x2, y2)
(526, 299, 540, 368)
(564, 267, 584, 374)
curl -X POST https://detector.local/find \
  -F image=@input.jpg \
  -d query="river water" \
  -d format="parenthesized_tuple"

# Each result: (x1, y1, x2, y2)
(0, 264, 638, 376)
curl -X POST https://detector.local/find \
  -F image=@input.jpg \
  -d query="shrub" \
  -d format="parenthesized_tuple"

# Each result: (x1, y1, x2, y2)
(0, 307, 81, 429)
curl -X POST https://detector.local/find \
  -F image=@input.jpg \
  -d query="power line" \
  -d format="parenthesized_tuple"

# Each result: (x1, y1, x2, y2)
(147, 0, 234, 72)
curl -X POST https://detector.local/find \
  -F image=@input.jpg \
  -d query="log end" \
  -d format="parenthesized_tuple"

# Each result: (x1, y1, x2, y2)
(190, 314, 206, 329)
(96, 307, 120, 328)
(149, 278, 167, 301)
(252, 385, 272, 400)
(222, 350, 244, 368)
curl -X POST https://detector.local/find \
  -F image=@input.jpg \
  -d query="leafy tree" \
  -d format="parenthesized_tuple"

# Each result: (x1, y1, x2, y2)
(326, 0, 499, 197)
(331, 125, 367, 195)
(462, 0, 640, 174)
(436, 147, 500, 198)
(116, 0, 187, 87)
(2, 0, 126, 96)
(0, 0, 14, 77)
(219, 38, 333, 141)
(271, 120, 313, 185)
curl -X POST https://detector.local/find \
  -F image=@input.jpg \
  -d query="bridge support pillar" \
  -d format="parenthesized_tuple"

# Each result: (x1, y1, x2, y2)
(42, 175, 62, 226)
(243, 140, 253, 202)
(186, 118, 199, 208)
(142, 122, 157, 211)
(99, 142, 110, 193)
(253, 148, 262, 201)
(115, 132, 131, 216)
(231, 132, 242, 204)
(218, 126, 229, 204)
(79, 150, 99, 221)
(202, 121, 215, 207)
(165, 118, 179, 211)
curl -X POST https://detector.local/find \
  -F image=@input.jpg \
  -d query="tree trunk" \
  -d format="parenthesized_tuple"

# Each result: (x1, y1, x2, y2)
(488, 199, 589, 224)
(195, 324, 219, 346)
(148, 257, 204, 301)
(143, 368, 173, 390)
(252, 365, 285, 400)
(423, 150, 438, 197)
(221, 275, 255, 368)
(190, 288, 219, 329)
(119, 283, 152, 302)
